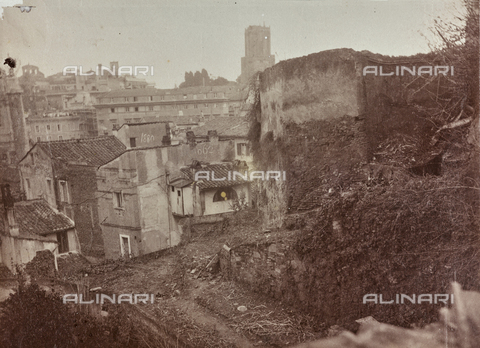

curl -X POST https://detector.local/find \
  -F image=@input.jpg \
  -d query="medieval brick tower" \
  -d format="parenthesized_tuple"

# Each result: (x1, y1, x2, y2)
(240, 25, 275, 84)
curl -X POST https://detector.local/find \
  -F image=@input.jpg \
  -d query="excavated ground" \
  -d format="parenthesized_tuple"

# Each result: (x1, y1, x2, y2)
(75, 210, 322, 348)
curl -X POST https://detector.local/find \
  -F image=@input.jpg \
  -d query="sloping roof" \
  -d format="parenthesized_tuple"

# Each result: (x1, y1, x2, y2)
(116, 121, 169, 132)
(35, 136, 126, 166)
(0, 199, 74, 240)
(181, 162, 250, 190)
(15, 200, 75, 235)
(190, 117, 249, 138)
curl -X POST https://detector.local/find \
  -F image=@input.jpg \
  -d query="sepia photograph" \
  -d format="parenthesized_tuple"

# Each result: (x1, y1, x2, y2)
(0, 0, 479, 347)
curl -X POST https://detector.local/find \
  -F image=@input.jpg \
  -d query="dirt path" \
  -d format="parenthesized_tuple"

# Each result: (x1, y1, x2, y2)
(87, 253, 261, 347)
(83, 211, 320, 347)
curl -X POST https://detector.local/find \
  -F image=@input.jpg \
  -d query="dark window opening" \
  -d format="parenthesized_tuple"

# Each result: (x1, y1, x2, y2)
(121, 236, 130, 257)
(57, 231, 69, 253)
(213, 187, 238, 202)
(130, 137, 137, 148)
(236, 143, 250, 156)
(59, 181, 68, 202)
(114, 191, 124, 208)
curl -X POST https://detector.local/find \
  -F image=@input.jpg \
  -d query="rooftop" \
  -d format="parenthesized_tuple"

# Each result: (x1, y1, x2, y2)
(31, 136, 126, 167)
(189, 117, 249, 138)
(0, 199, 74, 241)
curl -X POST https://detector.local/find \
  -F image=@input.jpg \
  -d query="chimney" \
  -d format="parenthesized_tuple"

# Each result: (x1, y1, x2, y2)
(190, 160, 203, 179)
(1, 184, 19, 236)
(207, 130, 218, 144)
(162, 135, 171, 145)
(163, 123, 173, 145)
(186, 131, 196, 146)
(233, 160, 248, 171)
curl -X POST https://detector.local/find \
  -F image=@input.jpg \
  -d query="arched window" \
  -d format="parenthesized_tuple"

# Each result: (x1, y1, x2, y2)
(213, 187, 238, 202)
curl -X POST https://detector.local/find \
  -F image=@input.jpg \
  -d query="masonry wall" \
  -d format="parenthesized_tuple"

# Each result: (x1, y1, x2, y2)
(18, 147, 56, 206)
(166, 140, 236, 169)
(0, 235, 57, 272)
(18, 148, 106, 259)
(136, 148, 173, 252)
(101, 225, 141, 259)
(97, 138, 251, 259)
(256, 49, 367, 228)
(60, 165, 104, 259)
(224, 230, 465, 330)
(97, 151, 142, 259)
(115, 122, 168, 149)
(245, 48, 478, 330)
(256, 49, 447, 227)
(65, 229, 81, 253)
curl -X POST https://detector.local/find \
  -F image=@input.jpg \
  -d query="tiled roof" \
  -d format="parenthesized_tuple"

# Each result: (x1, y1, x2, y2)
(117, 121, 170, 132)
(0, 200, 74, 240)
(36, 136, 126, 167)
(190, 117, 249, 138)
(180, 162, 250, 190)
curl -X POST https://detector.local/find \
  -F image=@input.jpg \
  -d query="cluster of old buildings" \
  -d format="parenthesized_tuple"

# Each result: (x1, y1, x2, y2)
(0, 25, 274, 272)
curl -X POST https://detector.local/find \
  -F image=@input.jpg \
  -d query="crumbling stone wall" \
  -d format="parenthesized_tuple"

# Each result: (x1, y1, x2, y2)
(55, 164, 105, 259)
(225, 212, 477, 330)
(243, 48, 480, 330)
(255, 48, 449, 227)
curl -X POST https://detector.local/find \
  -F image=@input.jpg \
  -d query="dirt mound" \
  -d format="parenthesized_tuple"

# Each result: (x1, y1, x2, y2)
(56, 252, 91, 281)
(25, 250, 55, 279)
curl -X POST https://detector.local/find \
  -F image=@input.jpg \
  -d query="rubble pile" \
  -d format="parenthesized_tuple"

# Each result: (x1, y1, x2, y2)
(25, 250, 55, 279)
(56, 252, 91, 281)
(372, 133, 424, 168)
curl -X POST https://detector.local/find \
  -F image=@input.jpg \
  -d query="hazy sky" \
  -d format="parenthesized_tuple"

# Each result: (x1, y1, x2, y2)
(0, 0, 464, 89)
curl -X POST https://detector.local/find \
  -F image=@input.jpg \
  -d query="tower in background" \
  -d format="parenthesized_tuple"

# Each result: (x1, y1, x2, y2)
(110, 61, 119, 77)
(240, 25, 275, 84)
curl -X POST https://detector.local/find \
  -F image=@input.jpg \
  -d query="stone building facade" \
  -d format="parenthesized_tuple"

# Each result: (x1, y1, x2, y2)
(0, 185, 80, 273)
(94, 85, 245, 135)
(96, 137, 246, 259)
(18, 136, 126, 260)
(27, 109, 97, 143)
